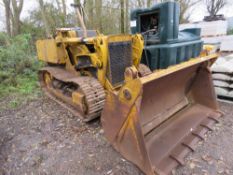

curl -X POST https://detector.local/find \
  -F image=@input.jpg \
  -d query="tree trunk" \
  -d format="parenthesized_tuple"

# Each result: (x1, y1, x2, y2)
(3, 0, 12, 36)
(12, 16, 20, 36)
(95, 0, 102, 32)
(147, 0, 152, 7)
(87, 0, 94, 28)
(55, 0, 62, 12)
(74, 0, 80, 4)
(61, 0, 67, 17)
(38, 0, 52, 37)
(73, 0, 81, 26)
(120, 0, 125, 33)
(11, 0, 24, 36)
(61, 0, 67, 25)
(137, 0, 143, 7)
(125, 0, 129, 33)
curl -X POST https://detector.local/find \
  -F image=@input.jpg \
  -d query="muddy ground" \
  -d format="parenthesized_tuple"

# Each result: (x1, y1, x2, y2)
(0, 96, 233, 175)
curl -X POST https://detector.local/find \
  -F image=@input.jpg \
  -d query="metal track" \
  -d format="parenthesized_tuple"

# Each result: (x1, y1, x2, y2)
(39, 67, 105, 122)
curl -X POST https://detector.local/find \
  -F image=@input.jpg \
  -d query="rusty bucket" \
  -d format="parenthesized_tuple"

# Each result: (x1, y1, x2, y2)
(101, 54, 222, 175)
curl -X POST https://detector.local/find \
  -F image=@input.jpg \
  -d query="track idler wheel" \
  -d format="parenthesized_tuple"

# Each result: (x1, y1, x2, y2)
(43, 72, 52, 87)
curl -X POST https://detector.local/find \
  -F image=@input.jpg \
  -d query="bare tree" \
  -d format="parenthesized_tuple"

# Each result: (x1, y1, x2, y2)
(11, 0, 24, 36)
(2, 0, 24, 36)
(2, 0, 12, 36)
(205, 0, 227, 16)
(60, 0, 67, 25)
(95, 0, 102, 32)
(55, 0, 67, 25)
(86, 0, 94, 29)
(161, 0, 201, 23)
(137, 0, 146, 7)
(61, 0, 67, 18)
(38, 0, 52, 37)
(55, 0, 62, 12)
(125, 0, 129, 33)
(178, 0, 201, 23)
(120, 0, 125, 33)
(147, 0, 152, 7)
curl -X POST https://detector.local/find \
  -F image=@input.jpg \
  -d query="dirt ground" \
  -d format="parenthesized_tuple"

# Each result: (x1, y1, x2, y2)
(0, 96, 233, 175)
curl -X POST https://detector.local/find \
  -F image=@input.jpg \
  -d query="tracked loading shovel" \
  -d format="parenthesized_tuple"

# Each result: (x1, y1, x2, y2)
(101, 53, 222, 175)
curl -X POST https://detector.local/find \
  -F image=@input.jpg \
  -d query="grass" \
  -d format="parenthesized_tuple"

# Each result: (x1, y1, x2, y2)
(0, 74, 40, 95)
(0, 73, 41, 109)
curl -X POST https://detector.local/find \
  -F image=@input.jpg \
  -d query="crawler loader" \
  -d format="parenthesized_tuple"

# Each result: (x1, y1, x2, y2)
(36, 1, 222, 175)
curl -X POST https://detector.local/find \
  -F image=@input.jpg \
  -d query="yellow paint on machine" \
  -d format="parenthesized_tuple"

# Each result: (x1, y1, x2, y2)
(36, 39, 66, 64)
(36, 28, 222, 175)
(36, 30, 144, 91)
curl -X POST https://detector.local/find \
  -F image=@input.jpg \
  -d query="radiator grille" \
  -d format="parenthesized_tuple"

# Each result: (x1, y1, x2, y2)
(107, 41, 132, 86)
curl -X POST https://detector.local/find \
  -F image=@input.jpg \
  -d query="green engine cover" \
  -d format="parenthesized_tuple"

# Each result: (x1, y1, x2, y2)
(130, 1, 203, 70)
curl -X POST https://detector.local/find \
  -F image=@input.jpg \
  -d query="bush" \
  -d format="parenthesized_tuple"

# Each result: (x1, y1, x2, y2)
(228, 29, 233, 35)
(0, 32, 42, 97)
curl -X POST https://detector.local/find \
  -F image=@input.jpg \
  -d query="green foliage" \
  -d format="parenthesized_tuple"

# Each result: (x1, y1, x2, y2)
(25, 2, 76, 37)
(23, 1, 124, 36)
(21, 21, 46, 40)
(227, 28, 233, 35)
(0, 32, 42, 101)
